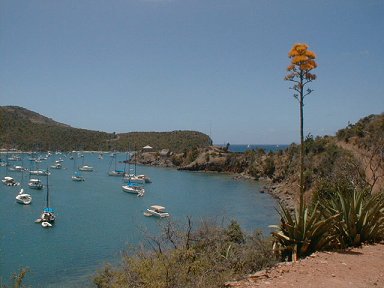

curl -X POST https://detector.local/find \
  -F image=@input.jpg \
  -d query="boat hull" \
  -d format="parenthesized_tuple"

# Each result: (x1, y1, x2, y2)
(16, 194, 32, 205)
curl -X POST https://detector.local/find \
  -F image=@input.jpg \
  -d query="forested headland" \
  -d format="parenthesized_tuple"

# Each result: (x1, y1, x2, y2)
(0, 106, 212, 152)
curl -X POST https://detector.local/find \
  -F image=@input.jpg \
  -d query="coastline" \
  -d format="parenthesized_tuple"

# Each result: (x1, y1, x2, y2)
(133, 147, 297, 210)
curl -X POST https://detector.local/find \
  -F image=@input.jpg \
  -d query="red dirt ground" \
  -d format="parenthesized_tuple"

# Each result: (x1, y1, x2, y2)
(226, 243, 384, 288)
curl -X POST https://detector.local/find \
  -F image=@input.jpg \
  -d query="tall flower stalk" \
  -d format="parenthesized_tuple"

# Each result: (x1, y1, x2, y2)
(285, 43, 317, 207)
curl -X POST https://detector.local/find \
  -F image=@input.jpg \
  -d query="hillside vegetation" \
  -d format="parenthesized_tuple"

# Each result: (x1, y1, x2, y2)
(112, 131, 212, 152)
(135, 113, 384, 208)
(0, 106, 211, 152)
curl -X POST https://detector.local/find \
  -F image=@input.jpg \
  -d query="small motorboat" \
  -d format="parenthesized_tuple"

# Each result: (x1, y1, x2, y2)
(2, 176, 20, 186)
(78, 165, 93, 172)
(137, 174, 152, 183)
(50, 162, 62, 169)
(41, 221, 53, 228)
(16, 189, 32, 205)
(123, 174, 145, 184)
(108, 170, 125, 176)
(145, 205, 170, 218)
(9, 165, 25, 172)
(29, 169, 50, 176)
(72, 172, 85, 181)
(28, 178, 44, 190)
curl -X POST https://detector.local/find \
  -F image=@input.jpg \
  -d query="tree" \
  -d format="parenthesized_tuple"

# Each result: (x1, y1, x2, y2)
(285, 43, 317, 207)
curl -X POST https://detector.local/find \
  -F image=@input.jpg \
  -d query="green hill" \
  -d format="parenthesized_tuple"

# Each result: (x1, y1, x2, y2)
(0, 106, 212, 152)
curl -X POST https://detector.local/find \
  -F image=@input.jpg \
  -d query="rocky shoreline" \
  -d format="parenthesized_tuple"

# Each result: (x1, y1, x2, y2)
(133, 146, 297, 210)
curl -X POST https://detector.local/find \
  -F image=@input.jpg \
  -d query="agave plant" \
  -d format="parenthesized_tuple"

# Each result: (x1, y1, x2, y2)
(270, 202, 338, 261)
(320, 189, 384, 248)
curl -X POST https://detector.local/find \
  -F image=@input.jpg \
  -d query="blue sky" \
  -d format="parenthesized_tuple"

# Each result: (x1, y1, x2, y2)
(1, 0, 383, 144)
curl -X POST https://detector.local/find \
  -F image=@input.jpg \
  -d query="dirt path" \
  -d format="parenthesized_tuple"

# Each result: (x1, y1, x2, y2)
(226, 243, 384, 288)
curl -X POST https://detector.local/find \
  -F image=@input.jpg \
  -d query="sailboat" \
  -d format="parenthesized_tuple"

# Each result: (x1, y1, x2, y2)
(122, 151, 150, 183)
(2, 151, 19, 186)
(71, 154, 85, 181)
(108, 153, 124, 176)
(16, 167, 32, 205)
(28, 160, 44, 189)
(35, 169, 55, 228)
(78, 153, 93, 171)
(121, 151, 145, 196)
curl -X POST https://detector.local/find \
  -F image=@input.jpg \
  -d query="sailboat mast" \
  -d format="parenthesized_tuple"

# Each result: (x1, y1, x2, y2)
(46, 169, 49, 208)
(134, 145, 137, 175)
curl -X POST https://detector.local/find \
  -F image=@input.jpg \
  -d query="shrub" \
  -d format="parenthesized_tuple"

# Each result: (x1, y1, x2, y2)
(0, 268, 29, 288)
(262, 157, 275, 178)
(270, 202, 339, 261)
(319, 189, 384, 248)
(94, 219, 277, 288)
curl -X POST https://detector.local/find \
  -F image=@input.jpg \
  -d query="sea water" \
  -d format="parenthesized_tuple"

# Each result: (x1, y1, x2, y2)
(0, 152, 279, 287)
(222, 144, 289, 153)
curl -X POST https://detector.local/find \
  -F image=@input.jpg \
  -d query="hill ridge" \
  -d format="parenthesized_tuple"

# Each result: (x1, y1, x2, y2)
(0, 106, 212, 152)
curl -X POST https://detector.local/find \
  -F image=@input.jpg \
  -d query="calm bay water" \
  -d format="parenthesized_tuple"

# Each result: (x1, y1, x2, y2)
(0, 152, 279, 287)
(225, 144, 289, 153)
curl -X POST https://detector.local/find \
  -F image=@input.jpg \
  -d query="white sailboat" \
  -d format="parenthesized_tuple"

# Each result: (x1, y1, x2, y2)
(16, 166, 32, 205)
(35, 170, 56, 228)
(78, 154, 93, 171)
(122, 151, 150, 183)
(28, 160, 44, 189)
(122, 182, 145, 196)
(72, 171, 85, 181)
(108, 153, 124, 176)
(71, 154, 85, 181)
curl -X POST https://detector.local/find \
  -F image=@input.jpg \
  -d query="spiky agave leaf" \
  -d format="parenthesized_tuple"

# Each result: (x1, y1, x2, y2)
(320, 189, 384, 248)
(271, 201, 337, 260)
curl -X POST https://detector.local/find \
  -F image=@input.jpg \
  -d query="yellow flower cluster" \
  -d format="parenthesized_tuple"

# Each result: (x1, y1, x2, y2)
(292, 55, 309, 64)
(287, 43, 317, 73)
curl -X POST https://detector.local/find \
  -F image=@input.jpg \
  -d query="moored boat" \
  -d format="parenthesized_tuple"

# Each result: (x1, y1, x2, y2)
(2, 176, 20, 186)
(50, 162, 62, 169)
(137, 174, 151, 183)
(30, 169, 50, 176)
(109, 170, 125, 176)
(16, 188, 32, 205)
(72, 171, 85, 181)
(145, 205, 170, 218)
(9, 165, 25, 172)
(122, 182, 145, 196)
(123, 174, 145, 184)
(28, 178, 44, 190)
(35, 171, 56, 228)
(78, 165, 93, 171)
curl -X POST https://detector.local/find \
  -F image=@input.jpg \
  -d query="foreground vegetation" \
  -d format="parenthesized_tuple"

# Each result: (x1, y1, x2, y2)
(94, 219, 277, 288)
(0, 268, 28, 288)
(271, 188, 384, 261)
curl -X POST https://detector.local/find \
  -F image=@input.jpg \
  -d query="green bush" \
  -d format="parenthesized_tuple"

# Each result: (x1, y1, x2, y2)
(270, 202, 339, 261)
(262, 157, 275, 178)
(320, 189, 384, 248)
(94, 219, 277, 288)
